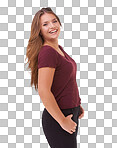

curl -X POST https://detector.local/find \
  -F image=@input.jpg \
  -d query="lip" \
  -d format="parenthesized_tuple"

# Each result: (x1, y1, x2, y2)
(49, 29, 58, 33)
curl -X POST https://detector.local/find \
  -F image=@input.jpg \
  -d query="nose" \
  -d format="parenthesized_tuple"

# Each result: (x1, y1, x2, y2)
(49, 22, 55, 28)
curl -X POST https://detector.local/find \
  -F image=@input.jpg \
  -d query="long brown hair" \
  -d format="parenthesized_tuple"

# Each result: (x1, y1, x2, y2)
(25, 7, 62, 92)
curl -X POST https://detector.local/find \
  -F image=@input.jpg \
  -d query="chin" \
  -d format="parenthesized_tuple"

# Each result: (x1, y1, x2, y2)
(49, 34, 59, 39)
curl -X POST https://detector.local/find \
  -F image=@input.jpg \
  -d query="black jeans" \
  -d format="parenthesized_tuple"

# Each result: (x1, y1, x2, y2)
(42, 105, 80, 148)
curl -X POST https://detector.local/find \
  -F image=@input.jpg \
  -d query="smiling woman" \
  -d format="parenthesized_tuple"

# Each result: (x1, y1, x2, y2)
(25, 7, 84, 148)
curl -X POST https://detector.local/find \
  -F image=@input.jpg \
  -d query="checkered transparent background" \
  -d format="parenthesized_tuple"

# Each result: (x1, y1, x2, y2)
(0, 0, 117, 148)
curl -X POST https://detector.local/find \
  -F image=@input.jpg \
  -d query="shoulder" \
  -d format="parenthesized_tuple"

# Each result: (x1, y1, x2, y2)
(40, 45, 57, 53)
(39, 45, 58, 58)
(38, 45, 59, 61)
(38, 45, 59, 69)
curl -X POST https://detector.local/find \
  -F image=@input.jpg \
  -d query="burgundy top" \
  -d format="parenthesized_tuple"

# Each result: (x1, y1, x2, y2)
(38, 45, 81, 109)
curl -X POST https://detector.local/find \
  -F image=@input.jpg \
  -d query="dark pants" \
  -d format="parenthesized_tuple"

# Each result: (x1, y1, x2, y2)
(42, 105, 80, 148)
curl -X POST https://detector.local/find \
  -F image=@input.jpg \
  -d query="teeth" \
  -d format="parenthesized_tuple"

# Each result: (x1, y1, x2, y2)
(50, 30, 57, 33)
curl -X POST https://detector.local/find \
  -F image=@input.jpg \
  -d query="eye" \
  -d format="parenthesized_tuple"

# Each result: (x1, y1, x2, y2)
(43, 20, 57, 26)
(53, 20, 57, 23)
(43, 24, 47, 26)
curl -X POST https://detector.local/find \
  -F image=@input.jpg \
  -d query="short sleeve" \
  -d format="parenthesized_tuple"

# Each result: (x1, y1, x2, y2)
(38, 47, 58, 69)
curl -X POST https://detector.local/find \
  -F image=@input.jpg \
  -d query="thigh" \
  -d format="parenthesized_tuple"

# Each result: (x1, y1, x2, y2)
(42, 105, 80, 148)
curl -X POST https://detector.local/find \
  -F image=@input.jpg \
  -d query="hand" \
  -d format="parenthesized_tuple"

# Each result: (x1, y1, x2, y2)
(60, 114, 77, 134)
(79, 105, 84, 119)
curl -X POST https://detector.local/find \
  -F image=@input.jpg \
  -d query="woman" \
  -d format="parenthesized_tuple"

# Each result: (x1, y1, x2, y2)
(25, 7, 84, 148)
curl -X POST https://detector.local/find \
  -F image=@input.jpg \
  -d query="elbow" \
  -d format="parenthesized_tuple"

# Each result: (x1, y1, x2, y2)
(38, 89, 51, 105)
(38, 87, 44, 96)
(38, 88, 50, 97)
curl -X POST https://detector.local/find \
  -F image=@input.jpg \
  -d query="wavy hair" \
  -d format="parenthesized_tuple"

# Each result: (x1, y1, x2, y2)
(25, 7, 62, 92)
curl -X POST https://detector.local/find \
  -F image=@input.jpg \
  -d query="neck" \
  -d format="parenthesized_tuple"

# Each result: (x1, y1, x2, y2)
(44, 40, 59, 49)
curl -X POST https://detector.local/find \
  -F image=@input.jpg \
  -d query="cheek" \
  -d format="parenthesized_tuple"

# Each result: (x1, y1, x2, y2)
(42, 27, 48, 34)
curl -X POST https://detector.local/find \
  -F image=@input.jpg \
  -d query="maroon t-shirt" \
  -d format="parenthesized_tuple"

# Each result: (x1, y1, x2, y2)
(38, 45, 81, 109)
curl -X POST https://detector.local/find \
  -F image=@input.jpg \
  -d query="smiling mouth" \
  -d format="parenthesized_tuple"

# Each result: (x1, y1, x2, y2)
(49, 29, 58, 34)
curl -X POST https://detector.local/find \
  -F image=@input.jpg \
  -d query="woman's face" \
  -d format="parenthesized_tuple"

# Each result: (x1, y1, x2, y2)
(39, 13, 61, 42)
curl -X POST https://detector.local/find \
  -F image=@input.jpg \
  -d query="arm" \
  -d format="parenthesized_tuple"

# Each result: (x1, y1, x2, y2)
(39, 89, 65, 125)
(38, 67, 65, 125)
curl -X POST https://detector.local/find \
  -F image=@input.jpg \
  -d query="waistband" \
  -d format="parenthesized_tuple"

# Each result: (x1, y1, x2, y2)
(61, 105, 80, 112)
(44, 105, 80, 114)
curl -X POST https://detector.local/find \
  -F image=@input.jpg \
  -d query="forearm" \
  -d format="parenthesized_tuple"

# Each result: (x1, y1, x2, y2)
(39, 90, 65, 125)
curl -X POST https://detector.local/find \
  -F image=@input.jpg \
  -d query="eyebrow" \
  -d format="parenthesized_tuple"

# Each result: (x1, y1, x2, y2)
(42, 18, 57, 24)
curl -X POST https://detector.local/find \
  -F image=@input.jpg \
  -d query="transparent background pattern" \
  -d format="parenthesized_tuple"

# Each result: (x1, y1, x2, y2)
(0, 0, 117, 148)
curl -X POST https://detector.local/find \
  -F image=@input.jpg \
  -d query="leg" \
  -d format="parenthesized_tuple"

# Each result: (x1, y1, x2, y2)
(42, 106, 80, 148)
